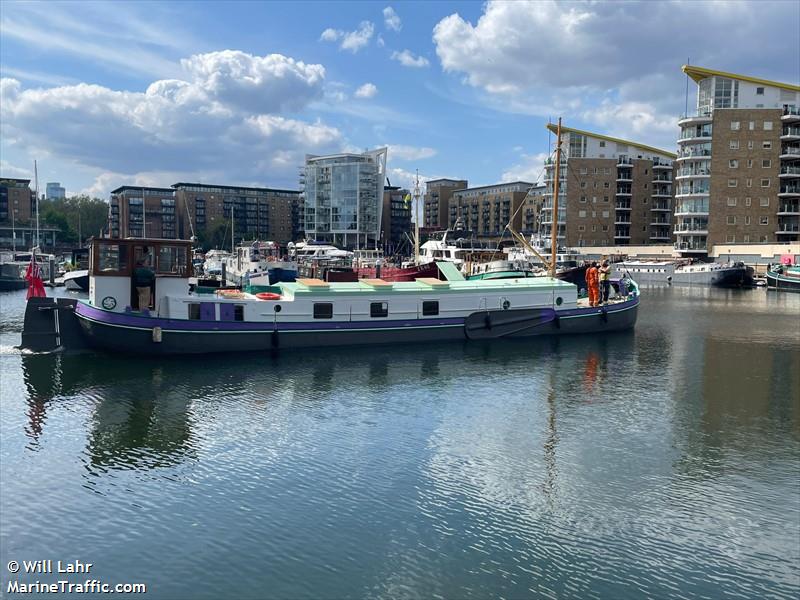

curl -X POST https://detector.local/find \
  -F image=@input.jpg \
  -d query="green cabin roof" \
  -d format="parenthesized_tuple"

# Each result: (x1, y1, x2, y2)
(278, 277, 574, 296)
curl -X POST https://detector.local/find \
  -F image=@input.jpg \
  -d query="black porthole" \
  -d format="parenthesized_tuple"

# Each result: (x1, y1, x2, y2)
(556, 297, 563, 306)
(274, 304, 282, 312)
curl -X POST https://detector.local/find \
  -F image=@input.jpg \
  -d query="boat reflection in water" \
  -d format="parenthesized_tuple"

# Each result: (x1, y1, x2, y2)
(21, 353, 198, 472)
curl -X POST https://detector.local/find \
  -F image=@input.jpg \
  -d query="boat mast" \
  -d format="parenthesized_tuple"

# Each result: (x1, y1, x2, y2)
(414, 169, 421, 264)
(231, 205, 235, 255)
(550, 118, 563, 278)
(142, 187, 146, 239)
(34, 160, 40, 249)
(11, 202, 16, 251)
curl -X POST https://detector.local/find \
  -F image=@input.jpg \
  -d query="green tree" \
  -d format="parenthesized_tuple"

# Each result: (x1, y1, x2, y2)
(197, 217, 231, 251)
(38, 195, 109, 245)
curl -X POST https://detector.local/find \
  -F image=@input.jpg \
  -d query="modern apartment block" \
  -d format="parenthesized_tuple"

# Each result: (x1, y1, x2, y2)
(382, 186, 411, 254)
(109, 186, 177, 239)
(448, 181, 534, 241)
(676, 66, 800, 255)
(540, 124, 676, 247)
(301, 148, 387, 248)
(424, 179, 468, 229)
(172, 183, 299, 244)
(110, 183, 300, 244)
(46, 182, 66, 200)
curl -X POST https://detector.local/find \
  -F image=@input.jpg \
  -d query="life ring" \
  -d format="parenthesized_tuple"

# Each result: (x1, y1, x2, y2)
(256, 292, 281, 300)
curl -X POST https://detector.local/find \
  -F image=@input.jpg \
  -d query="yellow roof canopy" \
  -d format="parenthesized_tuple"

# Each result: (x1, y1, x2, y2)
(682, 65, 800, 92)
(545, 123, 676, 159)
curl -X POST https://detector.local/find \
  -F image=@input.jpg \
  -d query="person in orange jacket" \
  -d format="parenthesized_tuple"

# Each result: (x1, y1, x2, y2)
(585, 261, 600, 307)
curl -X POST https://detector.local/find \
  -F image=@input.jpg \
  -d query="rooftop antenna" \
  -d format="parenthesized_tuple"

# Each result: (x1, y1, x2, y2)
(684, 57, 690, 117)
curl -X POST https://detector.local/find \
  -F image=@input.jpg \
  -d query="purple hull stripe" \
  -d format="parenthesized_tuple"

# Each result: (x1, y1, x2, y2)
(76, 296, 638, 332)
(76, 302, 464, 331)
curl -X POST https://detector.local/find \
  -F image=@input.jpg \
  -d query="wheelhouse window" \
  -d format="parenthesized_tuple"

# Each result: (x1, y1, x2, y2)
(370, 302, 388, 318)
(422, 301, 439, 316)
(158, 245, 188, 275)
(97, 244, 128, 274)
(313, 303, 333, 319)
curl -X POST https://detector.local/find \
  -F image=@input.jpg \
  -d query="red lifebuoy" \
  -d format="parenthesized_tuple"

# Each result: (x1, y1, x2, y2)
(256, 292, 281, 300)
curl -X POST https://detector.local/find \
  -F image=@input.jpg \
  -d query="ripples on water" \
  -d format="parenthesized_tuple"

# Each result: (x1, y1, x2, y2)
(1, 287, 799, 599)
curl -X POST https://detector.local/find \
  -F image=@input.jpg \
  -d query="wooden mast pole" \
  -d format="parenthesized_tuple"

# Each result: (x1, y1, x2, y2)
(549, 118, 563, 278)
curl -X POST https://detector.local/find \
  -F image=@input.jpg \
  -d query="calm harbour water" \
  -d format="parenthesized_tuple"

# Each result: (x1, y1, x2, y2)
(1, 286, 798, 599)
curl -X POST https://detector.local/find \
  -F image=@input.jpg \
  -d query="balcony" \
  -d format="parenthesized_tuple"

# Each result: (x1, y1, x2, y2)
(652, 175, 672, 182)
(775, 226, 800, 235)
(678, 129, 713, 145)
(781, 127, 800, 141)
(614, 231, 631, 239)
(616, 174, 633, 183)
(780, 165, 800, 178)
(678, 112, 713, 127)
(778, 203, 800, 215)
(782, 106, 800, 123)
(651, 203, 671, 211)
(652, 188, 672, 198)
(650, 220, 670, 226)
(780, 146, 800, 159)
(652, 158, 674, 170)
(675, 184, 709, 198)
(616, 157, 633, 166)
(674, 204, 708, 216)
(616, 188, 632, 196)
(676, 148, 712, 161)
(674, 240, 708, 253)
(615, 202, 632, 210)
(650, 234, 672, 241)
(779, 185, 800, 197)
(674, 226, 708, 235)
(614, 218, 632, 225)
(676, 166, 711, 179)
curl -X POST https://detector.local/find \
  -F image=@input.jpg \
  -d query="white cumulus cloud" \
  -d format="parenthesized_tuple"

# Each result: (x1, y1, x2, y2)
(501, 152, 549, 185)
(354, 83, 378, 99)
(432, 0, 798, 153)
(0, 50, 344, 194)
(391, 50, 429, 68)
(387, 145, 437, 161)
(383, 7, 402, 32)
(320, 21, 374, 53)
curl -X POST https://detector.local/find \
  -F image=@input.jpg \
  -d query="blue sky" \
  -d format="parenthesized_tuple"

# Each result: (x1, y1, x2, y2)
(1, 0, 798, 197)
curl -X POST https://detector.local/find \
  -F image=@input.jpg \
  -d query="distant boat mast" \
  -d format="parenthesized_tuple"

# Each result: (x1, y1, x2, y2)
(34, 160, 40, 249)
(414, 169, 421, 264)
(549, 118, 563, 278)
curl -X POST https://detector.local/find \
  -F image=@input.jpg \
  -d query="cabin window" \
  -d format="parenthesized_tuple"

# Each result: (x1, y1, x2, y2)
(313, 303, 333, 319)
(370, 302, 389, 318)
(422, 301, 439, 316)
(234, 305, 244, 321)
(98, 244, 129, 274)
(188, 303, 201, 320)
(158, 245, 188, 275)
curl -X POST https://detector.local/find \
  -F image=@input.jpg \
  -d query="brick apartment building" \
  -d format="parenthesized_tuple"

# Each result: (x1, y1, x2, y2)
(448, 181, 534, 241)
(675, 66, 800, 256)
(424, 179, 468, 229)
(540, 125, 676, 247)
